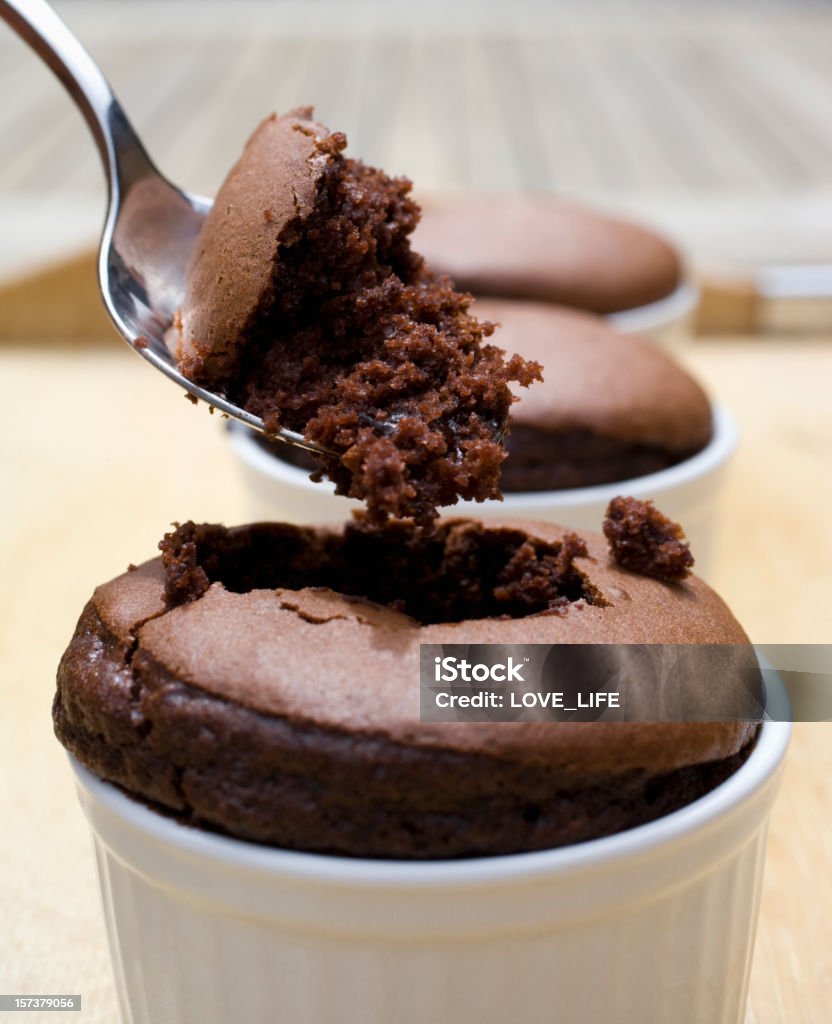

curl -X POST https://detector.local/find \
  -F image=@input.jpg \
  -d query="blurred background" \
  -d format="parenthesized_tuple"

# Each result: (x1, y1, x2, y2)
(1, 0, 832, 327)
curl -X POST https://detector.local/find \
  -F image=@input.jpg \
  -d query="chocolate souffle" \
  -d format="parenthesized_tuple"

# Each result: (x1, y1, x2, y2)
(175, 109, 539, 526)
(54, 513, 758, 860)
(413, 195, 683, 314)
(477, 300, 712, 491)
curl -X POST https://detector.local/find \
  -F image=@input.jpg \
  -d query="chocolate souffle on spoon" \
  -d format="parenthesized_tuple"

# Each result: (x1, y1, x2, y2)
(3, 1, 538, 524)
(173, 109, 540, 524)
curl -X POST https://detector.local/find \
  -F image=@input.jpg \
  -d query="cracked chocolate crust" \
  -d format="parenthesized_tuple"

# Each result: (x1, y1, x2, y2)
(54, 518, 759, 859)
(55, 600, 756, 859)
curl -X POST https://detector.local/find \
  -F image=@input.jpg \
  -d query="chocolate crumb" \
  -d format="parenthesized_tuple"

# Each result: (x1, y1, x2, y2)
(603, 496, 693, 581)
(185, 393, 199, 406)
(134, 335, 149, 350)
(159, 522, 213, 605)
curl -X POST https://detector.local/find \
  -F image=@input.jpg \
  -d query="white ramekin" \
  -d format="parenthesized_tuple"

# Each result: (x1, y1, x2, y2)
(70, 688, 789, 1024)
(606, 279, 700, 349)
(227, 404, 737, 580)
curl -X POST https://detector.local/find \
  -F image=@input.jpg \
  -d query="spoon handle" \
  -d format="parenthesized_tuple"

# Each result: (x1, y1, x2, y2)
(0, 0, 157, 197)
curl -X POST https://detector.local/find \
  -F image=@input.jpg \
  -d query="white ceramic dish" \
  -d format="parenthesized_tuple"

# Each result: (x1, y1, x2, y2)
(228, 404, 737, 580)
(606, 279, 699, 348)
(71, 683, 789, 1024)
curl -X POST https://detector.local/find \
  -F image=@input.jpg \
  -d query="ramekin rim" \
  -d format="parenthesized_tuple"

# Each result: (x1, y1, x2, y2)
(606, 279, 700, 333)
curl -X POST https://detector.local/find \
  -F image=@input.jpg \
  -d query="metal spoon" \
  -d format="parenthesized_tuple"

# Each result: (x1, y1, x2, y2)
(0, 0, 329, 455)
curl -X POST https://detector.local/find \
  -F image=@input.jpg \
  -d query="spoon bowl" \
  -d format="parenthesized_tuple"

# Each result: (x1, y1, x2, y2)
(0, 0, 330, 455)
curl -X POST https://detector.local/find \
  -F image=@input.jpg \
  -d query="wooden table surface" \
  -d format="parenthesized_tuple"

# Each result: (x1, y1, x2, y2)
(0, 332, 829, 1022)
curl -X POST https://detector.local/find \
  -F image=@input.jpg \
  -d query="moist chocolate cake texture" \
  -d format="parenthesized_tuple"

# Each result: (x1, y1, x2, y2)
(176, 109, 539, 526)
(54, 517, 759, 860)
(604, 496, 694, 582)
(258, 299, 714, 493)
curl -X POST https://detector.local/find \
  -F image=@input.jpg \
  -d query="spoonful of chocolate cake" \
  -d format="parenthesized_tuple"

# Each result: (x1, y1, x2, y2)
(3, 2, 539, 525)
(174, 109, 540, 525)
